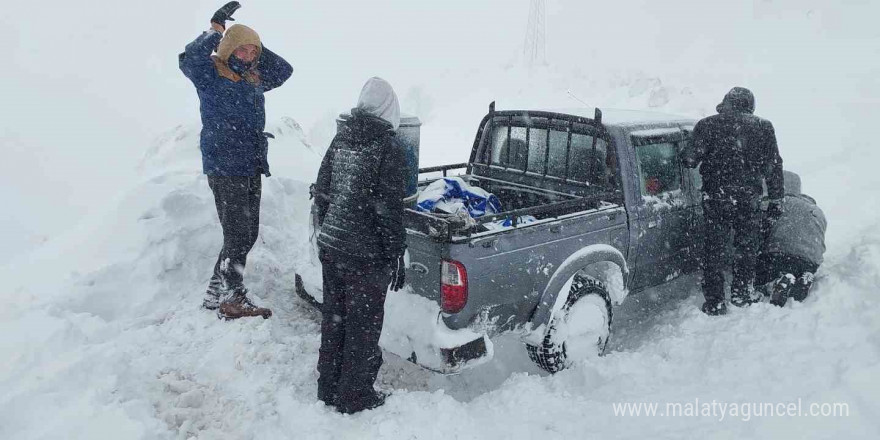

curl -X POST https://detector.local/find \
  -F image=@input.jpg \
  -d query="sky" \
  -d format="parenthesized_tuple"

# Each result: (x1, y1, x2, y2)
(2, 0, 878, 263)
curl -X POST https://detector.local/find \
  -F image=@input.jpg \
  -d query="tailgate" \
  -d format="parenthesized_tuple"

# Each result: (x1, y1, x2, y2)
(405, 230, 445, 304)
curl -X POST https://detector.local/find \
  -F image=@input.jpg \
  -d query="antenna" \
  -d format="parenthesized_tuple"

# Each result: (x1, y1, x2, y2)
(566, 90, 589, 107)
(524, 0, 547, 66)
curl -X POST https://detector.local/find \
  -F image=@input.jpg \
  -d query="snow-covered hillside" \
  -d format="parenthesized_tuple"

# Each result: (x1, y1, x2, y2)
(3, 107, 879, 439)
(3, 1, 880, 439)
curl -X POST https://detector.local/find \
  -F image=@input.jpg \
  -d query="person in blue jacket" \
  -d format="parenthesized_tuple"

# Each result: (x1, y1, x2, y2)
(180, 2, 293, 320)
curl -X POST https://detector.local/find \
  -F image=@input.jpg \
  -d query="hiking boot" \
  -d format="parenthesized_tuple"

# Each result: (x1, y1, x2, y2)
(202, 278, 227, 310)
(701, 300, 728, 316)
(769, 273, 796, 307)
(218, 288, 272, 320)
(338, 390, 388, 414)
(730, 286, 762, 308)
(791, 272, 815, 302)
(318, 392, 338, 408)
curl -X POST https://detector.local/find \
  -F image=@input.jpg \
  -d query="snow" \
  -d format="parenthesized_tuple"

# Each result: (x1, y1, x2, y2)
(3, 1, 880, 439)
(629, 127, 688, 138)
(3, 146, 879, 440)
(380, 287, 494, 373)
(550, 293, 610, 363)
(642, 189, 687, 210)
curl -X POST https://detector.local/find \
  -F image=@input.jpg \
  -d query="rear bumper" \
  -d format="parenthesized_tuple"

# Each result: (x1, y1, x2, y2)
(380, 306, 494, 375)
(295, 268, 493, 374)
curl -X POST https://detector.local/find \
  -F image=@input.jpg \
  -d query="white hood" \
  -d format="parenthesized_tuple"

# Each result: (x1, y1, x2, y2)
(356, 77, 400, 131)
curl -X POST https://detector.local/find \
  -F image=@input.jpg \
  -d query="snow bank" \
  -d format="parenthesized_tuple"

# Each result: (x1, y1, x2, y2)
(3, 1, 880, 437)
(0, 122, 319, 439)
(5, 99, 880, 440)
(380, 287, 494, 374)
(3, 129, 880, 440)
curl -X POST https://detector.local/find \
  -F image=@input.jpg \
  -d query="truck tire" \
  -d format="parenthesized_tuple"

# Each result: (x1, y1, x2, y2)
(526, 273, 613, 373)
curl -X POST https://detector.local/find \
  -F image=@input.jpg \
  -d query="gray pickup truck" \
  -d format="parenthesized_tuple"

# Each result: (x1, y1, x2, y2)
(296, 104, 808, 374)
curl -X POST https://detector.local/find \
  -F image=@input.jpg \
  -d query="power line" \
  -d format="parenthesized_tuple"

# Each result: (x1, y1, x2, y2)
(524, 0, 547, 66)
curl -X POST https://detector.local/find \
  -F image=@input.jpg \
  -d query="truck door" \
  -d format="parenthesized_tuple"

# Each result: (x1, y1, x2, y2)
(630, 135, 691, 290)
(678, 129, 704, 274)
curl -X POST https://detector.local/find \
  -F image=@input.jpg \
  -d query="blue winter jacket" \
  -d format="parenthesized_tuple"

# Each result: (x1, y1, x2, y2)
(179, 31, 293, 176)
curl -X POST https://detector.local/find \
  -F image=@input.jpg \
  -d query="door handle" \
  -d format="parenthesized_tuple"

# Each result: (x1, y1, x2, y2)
(550, 224, 563, 233)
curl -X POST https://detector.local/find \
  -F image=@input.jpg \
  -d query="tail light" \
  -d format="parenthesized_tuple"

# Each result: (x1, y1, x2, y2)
(441, 260, 468, 313)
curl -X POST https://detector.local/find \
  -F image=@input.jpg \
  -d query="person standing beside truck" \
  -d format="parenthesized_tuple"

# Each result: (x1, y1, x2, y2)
(687, 87, 785, 316)
(179, 2, 293, 320)
(312, 78, 408, 414)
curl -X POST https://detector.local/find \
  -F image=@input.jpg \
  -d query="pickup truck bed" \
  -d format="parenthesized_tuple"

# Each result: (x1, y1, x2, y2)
(406, 163, 619, 242)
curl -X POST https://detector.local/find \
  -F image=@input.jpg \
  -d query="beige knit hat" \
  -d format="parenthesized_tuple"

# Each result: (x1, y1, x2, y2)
(217, 24, 262, 62)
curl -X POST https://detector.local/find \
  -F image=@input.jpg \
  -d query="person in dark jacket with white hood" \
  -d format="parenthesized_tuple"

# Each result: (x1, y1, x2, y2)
(313, 77, 407, 414)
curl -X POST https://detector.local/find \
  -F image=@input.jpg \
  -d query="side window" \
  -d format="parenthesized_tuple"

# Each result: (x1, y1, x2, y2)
(635, 142, 682, 196)
(691, 167, 703, 192)
(678, 136, 703, 191)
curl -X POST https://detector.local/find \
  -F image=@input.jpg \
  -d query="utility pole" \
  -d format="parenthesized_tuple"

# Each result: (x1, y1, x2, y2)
(524, 0, 547, 66)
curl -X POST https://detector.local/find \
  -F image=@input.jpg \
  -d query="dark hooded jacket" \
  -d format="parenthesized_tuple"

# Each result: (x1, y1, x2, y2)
(179, 27, 293, 176)
(315, 110, 407, 262)
(689, 87, 784, 200)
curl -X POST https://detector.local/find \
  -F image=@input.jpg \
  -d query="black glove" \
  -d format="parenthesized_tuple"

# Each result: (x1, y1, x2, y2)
(389, 254, 406, 292)
(766, 198, 784, 220)
(763, 198, 784, 238)
(211, 1, 241, 28)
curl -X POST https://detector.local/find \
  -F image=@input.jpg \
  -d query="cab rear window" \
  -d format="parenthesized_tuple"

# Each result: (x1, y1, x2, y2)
(480, 117, 616, 190)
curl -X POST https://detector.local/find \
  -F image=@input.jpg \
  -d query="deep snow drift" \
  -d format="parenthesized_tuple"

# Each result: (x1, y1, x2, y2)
(3, 102, 879, 439)
(3, 1, 880, 439)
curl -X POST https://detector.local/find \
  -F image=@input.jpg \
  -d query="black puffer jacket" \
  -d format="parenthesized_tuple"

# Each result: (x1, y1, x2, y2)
(689, 87, 784, 200)
(315, 110, 407, 262)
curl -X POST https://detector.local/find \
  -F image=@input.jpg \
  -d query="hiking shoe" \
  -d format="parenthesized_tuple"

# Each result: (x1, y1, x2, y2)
(701, 301, 728, 316)
(791, 272, 815, 302)
(202, 278, 227, 310)
(318, 392, 338, 408)
(769, 273, 796, 307)
(218, 288, 272, 320)
(338, 390, 388, 414)
(730, 286, 762, 308)
(203, 293, 221, 310)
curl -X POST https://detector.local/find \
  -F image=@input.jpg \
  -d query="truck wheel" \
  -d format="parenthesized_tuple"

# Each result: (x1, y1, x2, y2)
(526, 273, 612, 373)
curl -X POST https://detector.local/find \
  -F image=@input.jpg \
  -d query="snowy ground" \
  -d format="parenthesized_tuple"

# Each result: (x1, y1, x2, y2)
(3, 109, 879, 438)
(4, 1, 880, 439)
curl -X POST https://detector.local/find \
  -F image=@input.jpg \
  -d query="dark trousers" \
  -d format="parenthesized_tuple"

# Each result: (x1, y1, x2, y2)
(701, 195, 763, 304)
(756, 253, 819, 302)
(208, 176, 262, 290)
(317, 249, 390, 411)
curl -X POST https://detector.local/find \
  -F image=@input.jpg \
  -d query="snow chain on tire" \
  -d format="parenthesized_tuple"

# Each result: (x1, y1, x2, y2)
(526, 273, 613, 373)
